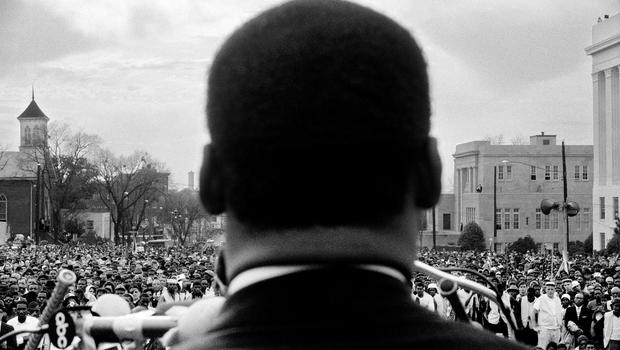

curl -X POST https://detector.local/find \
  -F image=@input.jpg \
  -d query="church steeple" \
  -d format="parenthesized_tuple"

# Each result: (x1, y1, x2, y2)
(18, 90, 49, 152)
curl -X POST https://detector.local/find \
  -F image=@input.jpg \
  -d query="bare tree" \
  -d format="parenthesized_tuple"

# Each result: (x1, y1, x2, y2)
(483, 134, 504, 145)
(19, 122, 102, 241)
(163, 189, 207, 246)
(510, 135, 528, 145)
(92, 150, 168, 245)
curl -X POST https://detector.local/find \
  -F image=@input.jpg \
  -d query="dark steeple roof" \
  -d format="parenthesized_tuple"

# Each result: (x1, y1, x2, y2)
(17, 93, 49, 121)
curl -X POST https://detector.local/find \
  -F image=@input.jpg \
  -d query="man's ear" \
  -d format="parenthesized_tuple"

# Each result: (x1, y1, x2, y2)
(199, 144, 226, 214)
(412, 137, 442, 209)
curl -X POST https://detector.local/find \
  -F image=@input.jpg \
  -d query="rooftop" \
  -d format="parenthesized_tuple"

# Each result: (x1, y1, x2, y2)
(16, 99, 49, 121)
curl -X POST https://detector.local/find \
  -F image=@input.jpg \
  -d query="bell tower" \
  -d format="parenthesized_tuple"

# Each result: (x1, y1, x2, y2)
(17, 88, 49, 153)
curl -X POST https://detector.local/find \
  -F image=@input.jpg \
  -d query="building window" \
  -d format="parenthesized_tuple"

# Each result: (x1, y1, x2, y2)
(575, 212, 581, 231)
(504, 208, 511, 229)
(465, 207, 476, 224)
(574, 165, 580, 180)
(545, 166, 551, 180)
(496, 209, 502, 230)
(526, 217, 529, 226)
(543, 139, 550, 145)
(601, 232, 606, 251)
(0, 194, 6, 222)
(24, 126, 31, 145)
(553, 242, 559, 252)
(497, 166, 504, 181)
(513, 209, 519, 229)
(544, 213, 550, 229)
(86, 220, 94, 230)
(530, 166, 537, 180)
(601, 197, 606, 220)
(442, 214, 451, 230)
(614, 197, 619, 218)
(506, 166, 512, 180)
(535, 208, 542, 229)
(584, 208, 590, 226)
(552, 212, 559, 229)
(552, 165, 559, 180)
(583, 166, 588, 180)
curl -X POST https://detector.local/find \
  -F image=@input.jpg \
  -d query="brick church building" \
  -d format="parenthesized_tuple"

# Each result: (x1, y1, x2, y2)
(0, 92, 49, 242)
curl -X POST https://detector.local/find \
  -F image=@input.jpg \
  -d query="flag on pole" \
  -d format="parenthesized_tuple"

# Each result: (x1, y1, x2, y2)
(556, 250, 569, 276)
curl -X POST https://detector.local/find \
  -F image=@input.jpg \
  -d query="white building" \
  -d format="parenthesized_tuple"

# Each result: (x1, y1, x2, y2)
(586, 13, 620, 251)
(454, 134, 592, 253)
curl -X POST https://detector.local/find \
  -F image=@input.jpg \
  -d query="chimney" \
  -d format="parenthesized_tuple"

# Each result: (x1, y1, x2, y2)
(188, 171, 195, 190)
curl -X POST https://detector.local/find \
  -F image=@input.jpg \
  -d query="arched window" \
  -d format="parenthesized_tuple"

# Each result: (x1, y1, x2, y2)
(24, 126, 32, 145)
(0, 194, 6, 222)
(33, 125, 40, 144)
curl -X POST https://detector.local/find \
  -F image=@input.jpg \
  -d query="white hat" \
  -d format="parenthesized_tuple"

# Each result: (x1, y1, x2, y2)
(571, 281, 580, 288)
(166, 279, 177, 284)
(427, 283, 438, 291)
(561, 294, 571, 300)
(594, 272, 602, 278)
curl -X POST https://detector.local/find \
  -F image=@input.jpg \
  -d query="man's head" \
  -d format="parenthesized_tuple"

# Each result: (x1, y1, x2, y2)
(545, 282, 556, 297)
(201, 0, 440, 282)
(574, 293, 584, 307)
(15, 300, 27, 322)
(613, 298, 620, 317)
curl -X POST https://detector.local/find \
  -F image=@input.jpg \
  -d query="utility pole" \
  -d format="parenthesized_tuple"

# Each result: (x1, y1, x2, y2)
(493, 166, 497, 252)
(562, 141, 570, 255)
(34, 164, 41, 245)
(432, 206, 436, 250)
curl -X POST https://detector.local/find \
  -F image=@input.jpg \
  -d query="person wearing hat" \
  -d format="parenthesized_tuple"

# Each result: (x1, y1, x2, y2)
(426, 283, 447, 319)
(603, 298, 620, 349)
(533, 281, 563, 349)
(159, 279, 183, 304)
(177, 1, 529, 349)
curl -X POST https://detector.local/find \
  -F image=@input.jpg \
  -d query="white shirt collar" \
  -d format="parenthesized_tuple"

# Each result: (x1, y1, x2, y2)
(227, 264, 406, 295)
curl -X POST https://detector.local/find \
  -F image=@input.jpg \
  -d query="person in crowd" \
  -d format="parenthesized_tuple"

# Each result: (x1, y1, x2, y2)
(533, 281, 563, 349)
(7, 299, 38, 349)
(564, 292, 592, 343)
(413, 281, 436, 312)
(604, 298, 620, 350)
(0, 308, 15, 350)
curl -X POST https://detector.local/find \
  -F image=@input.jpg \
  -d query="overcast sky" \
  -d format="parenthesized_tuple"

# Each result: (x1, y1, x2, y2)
(1, 0, 619, 191)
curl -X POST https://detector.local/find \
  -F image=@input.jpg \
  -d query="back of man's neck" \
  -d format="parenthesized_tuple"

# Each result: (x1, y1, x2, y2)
(223, 216, 418, 282)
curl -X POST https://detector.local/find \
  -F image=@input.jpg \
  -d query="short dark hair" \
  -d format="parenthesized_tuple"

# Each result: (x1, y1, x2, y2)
(207, 0, 430, 229)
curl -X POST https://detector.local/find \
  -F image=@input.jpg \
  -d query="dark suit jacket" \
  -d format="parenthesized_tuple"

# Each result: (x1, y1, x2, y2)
(174, 268, 529, 349)
(565, 305, 592, 338)
(0, 322, 16, 350)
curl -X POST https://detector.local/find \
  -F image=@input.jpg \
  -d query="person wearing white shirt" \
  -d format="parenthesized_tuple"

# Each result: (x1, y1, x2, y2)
(521, 287, 537, 330)
(412, 282, 435, 312)
(603, 298, 620, 350)
(426, 283, 447, 318)
(533, 281, 563, 349)
(6, 300, 39, 349)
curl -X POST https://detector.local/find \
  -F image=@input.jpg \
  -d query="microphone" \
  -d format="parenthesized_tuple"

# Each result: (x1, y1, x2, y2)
(26, 269, 76, 350)
(82, 315, 177, 342)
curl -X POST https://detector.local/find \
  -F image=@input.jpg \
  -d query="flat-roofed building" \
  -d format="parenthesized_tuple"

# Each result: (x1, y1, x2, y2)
(453, 133, 593, 253)
(586, 12, 620, 251)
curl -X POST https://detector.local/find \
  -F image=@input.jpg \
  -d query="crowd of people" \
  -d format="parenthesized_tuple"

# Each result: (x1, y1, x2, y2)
(0, 242, 219, 349)
(413, 249, 620, 350)
(0, 239, 618, 349)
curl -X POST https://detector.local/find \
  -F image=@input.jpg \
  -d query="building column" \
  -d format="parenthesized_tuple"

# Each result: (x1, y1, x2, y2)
(605, 68, 614, 186)
(613, 66, 620, 184)
(455, 168, 461, 228)
(593, 72, 600, 187)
